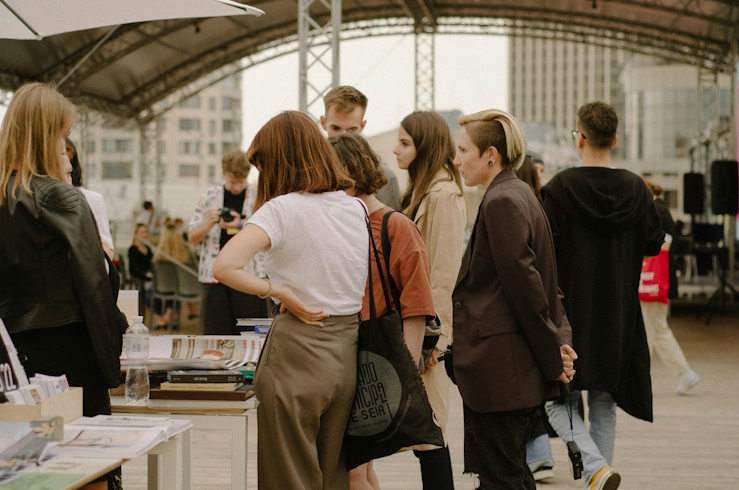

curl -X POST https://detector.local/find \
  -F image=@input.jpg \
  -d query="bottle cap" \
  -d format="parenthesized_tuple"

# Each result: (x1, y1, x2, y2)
(133, 316, 144, 322)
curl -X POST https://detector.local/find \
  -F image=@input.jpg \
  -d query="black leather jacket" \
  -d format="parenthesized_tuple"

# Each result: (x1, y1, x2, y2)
(1, 174, 125, 388)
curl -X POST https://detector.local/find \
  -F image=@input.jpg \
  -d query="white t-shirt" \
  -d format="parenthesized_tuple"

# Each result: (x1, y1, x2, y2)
(248, 191, 368, 316)
(80, 188, 114, 251)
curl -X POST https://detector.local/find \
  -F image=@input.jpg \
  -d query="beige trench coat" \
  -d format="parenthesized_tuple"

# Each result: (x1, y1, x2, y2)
(405, 171, 466, 444)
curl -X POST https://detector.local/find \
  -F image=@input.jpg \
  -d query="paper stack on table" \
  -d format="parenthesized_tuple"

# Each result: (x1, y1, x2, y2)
(47, 415, 192, 460)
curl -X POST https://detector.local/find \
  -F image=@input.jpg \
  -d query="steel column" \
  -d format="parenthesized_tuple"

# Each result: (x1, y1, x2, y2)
(414, 28, 435, 111)
(298, 0, 341, 121)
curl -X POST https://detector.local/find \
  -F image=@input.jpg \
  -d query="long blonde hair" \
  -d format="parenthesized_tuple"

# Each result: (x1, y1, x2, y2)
(154, 225, 193, 264)
(0, 83, 77, 204)
(458, 109, 527, 170)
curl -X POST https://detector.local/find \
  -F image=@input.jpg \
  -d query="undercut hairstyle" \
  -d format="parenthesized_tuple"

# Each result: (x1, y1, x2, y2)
(399, 111, 463, 220)
(323, 86, 368, 116)
(515, 156, 542, 203)
(458, 109, 527, 171)
(247, 111, 354, 210)
(0, 82, 77, 204)
(577, 101, 618, 150)
(329, 132, 387, 197)
(222, 150, 251, 178)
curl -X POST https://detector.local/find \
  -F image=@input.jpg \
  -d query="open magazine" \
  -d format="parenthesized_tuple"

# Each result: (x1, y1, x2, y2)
(47, 415, 192, 460)
(120, 334, 264, 371)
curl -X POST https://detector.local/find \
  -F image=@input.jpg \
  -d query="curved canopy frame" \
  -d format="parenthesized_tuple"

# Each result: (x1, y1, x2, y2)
(0, 0, 737, 123)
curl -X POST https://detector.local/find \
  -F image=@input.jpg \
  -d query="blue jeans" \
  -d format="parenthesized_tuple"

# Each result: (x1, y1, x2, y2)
(545, 390, 617, 484)
(526, 433, 554, 471)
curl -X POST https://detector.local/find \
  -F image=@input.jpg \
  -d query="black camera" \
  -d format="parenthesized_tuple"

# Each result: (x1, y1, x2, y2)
(220, 207, 243, 222)
(567, 440, 583, 480)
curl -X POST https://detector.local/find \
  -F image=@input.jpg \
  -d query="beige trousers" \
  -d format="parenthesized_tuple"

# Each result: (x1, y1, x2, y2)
(640, 301, 690, 375)
(254, 312, 358, 490)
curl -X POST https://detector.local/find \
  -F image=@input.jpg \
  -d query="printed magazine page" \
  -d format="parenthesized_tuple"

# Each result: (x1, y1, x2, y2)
(120, 334, 264, 370)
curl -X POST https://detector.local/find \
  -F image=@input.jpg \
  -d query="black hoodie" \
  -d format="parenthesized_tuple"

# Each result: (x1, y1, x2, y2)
(542, 167, 664, 422)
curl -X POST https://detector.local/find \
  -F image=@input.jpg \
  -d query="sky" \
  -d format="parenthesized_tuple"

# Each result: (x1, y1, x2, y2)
(0, 34, 509, 146)
(240, 34, 509, 147)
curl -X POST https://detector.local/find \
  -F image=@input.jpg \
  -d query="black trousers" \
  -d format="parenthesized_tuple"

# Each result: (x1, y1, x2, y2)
(201, 282, 268, 335)
(463, 404, 537, 490)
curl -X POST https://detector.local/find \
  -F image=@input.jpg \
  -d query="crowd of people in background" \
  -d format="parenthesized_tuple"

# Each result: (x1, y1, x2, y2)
(2, 80, 707, 490)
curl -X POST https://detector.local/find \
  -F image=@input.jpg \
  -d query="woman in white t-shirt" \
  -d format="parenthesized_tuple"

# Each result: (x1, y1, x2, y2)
(213, 111, 368, 489)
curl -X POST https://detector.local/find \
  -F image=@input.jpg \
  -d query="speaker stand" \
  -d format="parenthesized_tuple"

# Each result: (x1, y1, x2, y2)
(698, 248, 738, 325)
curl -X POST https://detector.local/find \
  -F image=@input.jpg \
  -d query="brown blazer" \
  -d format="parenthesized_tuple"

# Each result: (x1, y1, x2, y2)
(452, 169, 572, 413)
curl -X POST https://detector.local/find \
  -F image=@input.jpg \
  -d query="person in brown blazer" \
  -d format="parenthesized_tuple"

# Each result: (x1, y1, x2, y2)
(451, 109, 576, 489)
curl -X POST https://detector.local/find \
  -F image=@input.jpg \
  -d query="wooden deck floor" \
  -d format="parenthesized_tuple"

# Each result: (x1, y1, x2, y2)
(122, 301, 739, 489)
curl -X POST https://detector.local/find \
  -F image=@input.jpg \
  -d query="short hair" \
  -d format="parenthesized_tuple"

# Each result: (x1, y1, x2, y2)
(0, 82, 77, 204)
(222, 150, 250, 178)
(458, 109, 527, 170)
(323, 86, 368, 117)
(399, 111, 463, 219)
(66, 138, 83, 187)
(329, 132, 387, 197)
(247, 111, 354, 210)
(577, 101, 618, 150)
(143, 201, 153, 210)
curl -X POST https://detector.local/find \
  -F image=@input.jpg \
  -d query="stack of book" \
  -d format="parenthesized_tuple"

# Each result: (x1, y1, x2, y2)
(148, 370, 254, 407)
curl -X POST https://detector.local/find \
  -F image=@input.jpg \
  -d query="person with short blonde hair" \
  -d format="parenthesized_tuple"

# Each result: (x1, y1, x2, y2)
(214, 111, 368, 489)
(321, 85, 402, 210)
(453, 108, 574, 489)
(188, 149, 267, 334)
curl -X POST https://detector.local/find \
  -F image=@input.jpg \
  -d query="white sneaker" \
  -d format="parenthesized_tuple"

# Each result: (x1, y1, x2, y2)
(676, 369, 701, 395)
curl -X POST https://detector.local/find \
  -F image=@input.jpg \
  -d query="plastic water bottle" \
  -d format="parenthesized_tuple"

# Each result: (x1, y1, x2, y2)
(125, 316, 150, 405)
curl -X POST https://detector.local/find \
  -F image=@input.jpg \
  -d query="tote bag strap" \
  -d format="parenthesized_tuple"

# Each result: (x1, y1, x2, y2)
(380, 210, 403, 318)
(363, 205, 394, 320)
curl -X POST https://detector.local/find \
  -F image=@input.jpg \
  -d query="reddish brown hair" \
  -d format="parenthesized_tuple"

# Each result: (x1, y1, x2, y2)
(247, 111, 354, 210)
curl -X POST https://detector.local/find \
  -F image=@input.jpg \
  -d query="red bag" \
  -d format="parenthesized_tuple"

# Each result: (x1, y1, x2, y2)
(639, 249, 670, 304)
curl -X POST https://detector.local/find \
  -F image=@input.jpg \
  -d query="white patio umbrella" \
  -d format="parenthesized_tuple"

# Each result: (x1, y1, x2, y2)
(0, 0, 263, 40)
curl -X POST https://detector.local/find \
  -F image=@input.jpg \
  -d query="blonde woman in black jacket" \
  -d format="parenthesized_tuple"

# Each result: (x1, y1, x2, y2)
(0, 84, 127, 490)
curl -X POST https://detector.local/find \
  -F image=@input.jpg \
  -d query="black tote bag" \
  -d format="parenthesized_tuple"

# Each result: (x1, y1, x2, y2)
(344, 213, 444, 470)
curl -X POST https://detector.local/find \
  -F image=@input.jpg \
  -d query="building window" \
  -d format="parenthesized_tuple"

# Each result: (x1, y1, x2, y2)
(209, 143, 216, 155)
(221, 96, 239, 111)
(222, 119, 239, 133)
(209, 97, 217, 110)
(208, 165, 216, 178)
(178, 141, 201, 155)
(208, 120, 217, 135)
(86, 141, 96, 154)
(180, 96, 201, 109)
(179, 164, 200, 178)
(179, 118, 201, 131)
(158, 141, 166, 154)
(102, 139, 133, 153)
(222, 142, 240, 154)
(102, 161, 133, 179)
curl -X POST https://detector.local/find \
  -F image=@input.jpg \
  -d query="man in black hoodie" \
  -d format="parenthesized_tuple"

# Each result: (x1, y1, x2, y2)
(541, 101, 664, 490)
